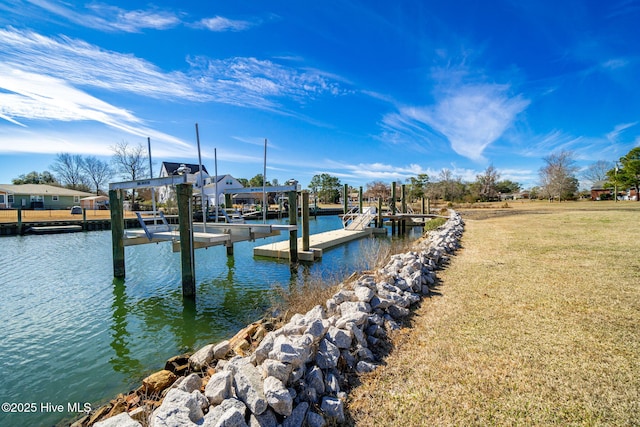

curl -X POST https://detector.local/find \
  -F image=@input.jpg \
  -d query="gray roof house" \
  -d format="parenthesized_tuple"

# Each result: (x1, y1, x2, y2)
(0, 184, 94, 209)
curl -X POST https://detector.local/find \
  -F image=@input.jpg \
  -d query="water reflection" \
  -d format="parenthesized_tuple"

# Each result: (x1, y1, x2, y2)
(110, 278, 142, 375)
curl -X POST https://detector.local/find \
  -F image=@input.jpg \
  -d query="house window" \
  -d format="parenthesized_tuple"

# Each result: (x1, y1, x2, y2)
(74, 196, 80, 203)
(0, 195, 4, 204)
(8, 195, 14, 204)
(30, 195, 43, 202)
(52, 195, 59, 201)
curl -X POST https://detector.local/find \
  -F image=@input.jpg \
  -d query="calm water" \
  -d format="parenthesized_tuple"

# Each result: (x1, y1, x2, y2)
(0, 216, 410, 426)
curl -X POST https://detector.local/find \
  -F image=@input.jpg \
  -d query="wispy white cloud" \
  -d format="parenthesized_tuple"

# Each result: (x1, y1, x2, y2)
(196, 16, 255, 32)
(187, 56, 346, 108)
(601, 58, 630, 70)
(0, 28, 346, 115)
(606, 122, 637, 142)
(0, 28, 196, 99)
(26, 0, 181, 32)
(518, 130, 583, 158)
(0, 64, 191, 154)
(392, 84, 529, 161)
(18, 0, 269, 35)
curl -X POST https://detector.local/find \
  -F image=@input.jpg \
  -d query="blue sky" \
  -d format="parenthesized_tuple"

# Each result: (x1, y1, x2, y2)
(0, 0, 639, 190)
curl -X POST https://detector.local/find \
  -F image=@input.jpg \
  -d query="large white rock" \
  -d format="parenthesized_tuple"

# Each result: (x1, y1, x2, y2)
(205, 370, 233, 405)
(213, 340, 231, 360)
(150, 389, 204, 427)
(189, 344, 214, 371)
(94, 413, 142, 427)
(234, 362, 268, 415)
(263, 376, 293, 416)
(176, 373, 202, 393)
(202, 398, 247, 427)
(326, 326, 352, 349)
(315, 338, 340, 369)
(260, 358, 292, 383)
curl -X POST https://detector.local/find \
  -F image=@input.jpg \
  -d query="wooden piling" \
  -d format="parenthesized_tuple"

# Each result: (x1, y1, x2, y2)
(359, 186, 363, 213)
(401, 184, 407, 214)
(343, 183, 348, 214)
(176, 183, 195, 298)
(391, 182, 397, 215)
(288, 191, 298, 263)
(82, 208, 87, 231)
(427, 198, 431, 214)
(17, 208, 23, 235)
(302, 191, 310, 252)
(377, 198, 383, 228)
(109, 189, 125, 278)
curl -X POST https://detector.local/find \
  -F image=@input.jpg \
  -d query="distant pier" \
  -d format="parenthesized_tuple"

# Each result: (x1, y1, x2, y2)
(254, 227, 383, 261)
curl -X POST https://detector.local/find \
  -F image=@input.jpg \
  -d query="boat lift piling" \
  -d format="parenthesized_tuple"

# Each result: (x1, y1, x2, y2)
(176, 183, 196, 297)
(109, 176, 300, 299)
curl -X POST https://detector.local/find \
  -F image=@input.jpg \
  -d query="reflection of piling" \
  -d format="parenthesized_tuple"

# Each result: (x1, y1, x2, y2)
(176, 183, 195, 298)
(109, 190, 125, 278)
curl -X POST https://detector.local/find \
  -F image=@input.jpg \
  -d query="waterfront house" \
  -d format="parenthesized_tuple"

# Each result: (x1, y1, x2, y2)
(0, 184, 93, 209)
(157, 162, 210, 204)
(202, 174, 247, 207)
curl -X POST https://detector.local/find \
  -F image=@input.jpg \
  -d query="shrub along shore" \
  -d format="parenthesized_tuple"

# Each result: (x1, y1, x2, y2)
(72, 212, 464, 427)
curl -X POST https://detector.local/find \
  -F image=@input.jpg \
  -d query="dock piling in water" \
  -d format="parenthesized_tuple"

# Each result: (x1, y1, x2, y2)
(176, 183, 196, 298)
(109, 189, 126, 278)
(302, 191, 310, 252)
(288, 190, 298, 263)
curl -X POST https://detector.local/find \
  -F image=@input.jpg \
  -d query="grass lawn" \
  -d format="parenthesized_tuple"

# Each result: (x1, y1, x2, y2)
(347, 200, 640, 426)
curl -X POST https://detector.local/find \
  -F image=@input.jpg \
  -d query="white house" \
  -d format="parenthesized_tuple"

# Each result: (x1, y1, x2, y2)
(157, 162, 209, 204)
(202, 174, 246, 207)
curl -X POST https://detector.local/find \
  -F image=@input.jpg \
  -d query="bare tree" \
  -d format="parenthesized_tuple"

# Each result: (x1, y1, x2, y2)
(111, 141, 149, 204)
(365, 180, 391, 201)
(476, 165, 501, 201)
(539, 150, 579, 201)
(50, 153, 88, 190)
(82, 156, 114, 195)
(582, 160, 614, 187)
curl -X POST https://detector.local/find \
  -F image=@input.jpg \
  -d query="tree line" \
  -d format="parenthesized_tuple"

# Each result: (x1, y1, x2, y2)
(12, 144, 640, 203)
(12, 142, 147, 195)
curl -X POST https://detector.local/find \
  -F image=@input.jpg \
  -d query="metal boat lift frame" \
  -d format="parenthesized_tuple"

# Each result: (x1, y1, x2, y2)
(109, 176, 299, 299)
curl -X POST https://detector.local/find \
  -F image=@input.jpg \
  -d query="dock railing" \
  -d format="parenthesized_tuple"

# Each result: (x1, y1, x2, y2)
(342, 206, 376, 231)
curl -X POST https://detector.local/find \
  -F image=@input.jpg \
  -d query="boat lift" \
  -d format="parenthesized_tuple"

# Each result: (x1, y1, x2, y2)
(109, 177, 299, 299)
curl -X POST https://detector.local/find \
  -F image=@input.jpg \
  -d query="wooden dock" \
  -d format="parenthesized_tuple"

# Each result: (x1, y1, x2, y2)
(27, 225, 83, 234)
(254, 228, 377, 261)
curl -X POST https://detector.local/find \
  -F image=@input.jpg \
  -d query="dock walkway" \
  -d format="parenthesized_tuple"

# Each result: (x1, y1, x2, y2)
(254, 228, 375, 261)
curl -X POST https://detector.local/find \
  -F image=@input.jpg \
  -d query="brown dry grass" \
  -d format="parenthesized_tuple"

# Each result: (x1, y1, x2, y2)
(347, 200, 640, 426)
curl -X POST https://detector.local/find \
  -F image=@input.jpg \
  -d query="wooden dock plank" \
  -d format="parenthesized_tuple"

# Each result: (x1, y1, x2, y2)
(253, 228, 373, 260)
